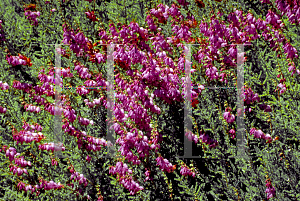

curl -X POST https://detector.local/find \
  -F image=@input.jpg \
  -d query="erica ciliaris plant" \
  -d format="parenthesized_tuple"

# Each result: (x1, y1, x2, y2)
(0, 0, 299, 200)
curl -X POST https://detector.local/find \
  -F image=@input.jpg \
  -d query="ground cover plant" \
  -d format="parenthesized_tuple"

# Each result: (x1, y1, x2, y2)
(0, 0, 300, 200)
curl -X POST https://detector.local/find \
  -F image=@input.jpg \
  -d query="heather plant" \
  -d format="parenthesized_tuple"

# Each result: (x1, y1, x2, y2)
(0, 0, 299, 200)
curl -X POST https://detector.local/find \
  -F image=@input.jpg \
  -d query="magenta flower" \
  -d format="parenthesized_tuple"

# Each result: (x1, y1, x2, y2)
(264, 134, 273, 143)
(223, 111, 235, 123)
(180, 166, 195, 177)
(205, 66, 219, 80)
(283, 43, 298, 59)
(0, 106, 6, 114)
(277, 83, 286, 94)
(185, 130, 199, 143)
(0, 81, 9, 90)
(265, 186, 276, 199)
(51, 159, 58, 166)
(264, 105, 272, 112)
(229, 129, 236, 139)
(254, 129, 264, 139)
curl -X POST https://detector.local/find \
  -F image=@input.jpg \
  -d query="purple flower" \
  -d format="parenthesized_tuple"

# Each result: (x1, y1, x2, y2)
(265, 186, 276, 199)
(264, 105, 272, 112)
(283, 43, 298, 59)
(254, 130, 264, 139)
(229, 129, 236, 139)
(277, 83, 286, 94)
(223, 112, 235, 123)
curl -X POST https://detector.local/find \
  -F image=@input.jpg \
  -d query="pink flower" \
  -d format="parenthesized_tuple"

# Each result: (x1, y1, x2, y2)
(254, 130, 264, 139)
(264, 134, 273, 142)
(51, 159, 58, 166)
(265, 186, 276, 199)
(229, 129, 236, 139)
(0, 106, 6, 114)
(86, 155, 91, 162)
(205, 66, 219, 80)
(283, 43, 298, 59)
(277, 83, 286, 94)
(264, 105, 272, 112)
(223, 112, 235, 123)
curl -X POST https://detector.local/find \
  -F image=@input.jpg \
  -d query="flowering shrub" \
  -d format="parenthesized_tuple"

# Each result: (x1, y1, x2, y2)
(0, 0, 299, 200)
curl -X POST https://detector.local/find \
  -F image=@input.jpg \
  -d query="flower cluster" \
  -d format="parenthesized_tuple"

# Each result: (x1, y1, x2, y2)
(38, 178, 64, 190)
(272, 0, 300, 25)
(95, 52, 106, 64)
(84, 97, 104, 108)
(249, 128, 274, 143)
(199, 131, 219, 148)
(283, 42, 299, 60)
(3, 147, 31, 177)
(13, 130, 45, 145)
(144, 169, 152, 182)
(265, 10, 283, 30)
(6, 53, 32, 67)
(38, 142, 66, 152)
(85, 11, 98, 21)
(2, 2, 297, 199)
(76, 86, 90, 95)
(185, 130, 199, 143)
(229, 129, 236, 139)
(17, 178, 64, 196)
(17, 182, 36, 194)
(146, 15, 157, 32)
(22, 121, 43, 132)
(78, 116, 94, 126)
(70, 172, 88, 187)
(109, 162, 144, 195)
(74, 61, 92, 79)
(0, 81, 9, 90)
(258, 103, 272, 112)
(180, 165, 196, 177)
(223, 107, 235, 123)
(24, 104, 41, 113)
(12, 81, 32, 93)
(9, 164, 28, 176)
(156, 156, 176, 173)
(84, 136, 108, 152)
(63, 106, 77, 123)
(205, 66, 219, 81)
(172, 24, 192, 42)
(5, 147, 18, 162)
(244, 87, 260, 105)
(62, 24, 91, 57)
(265, 179, 276, 200)
(287, 61, 300, 77)
(24, 11, 40, 26)
(61, 67, 74, 78)
(277, 83, 287, 94)
(14, 155, 32, 167)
